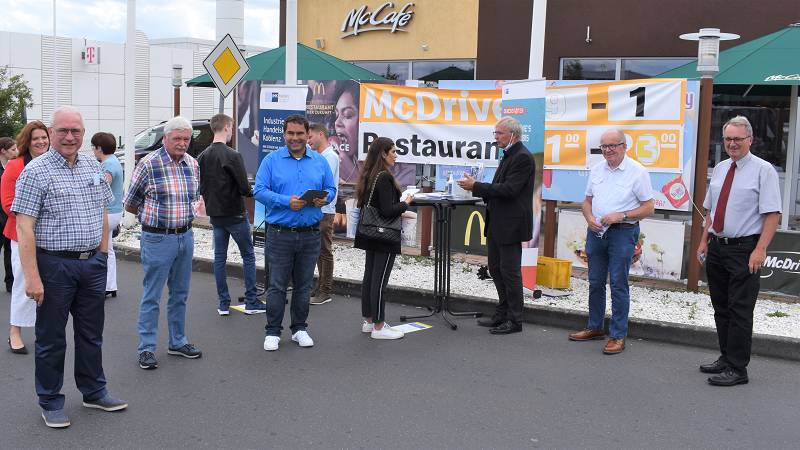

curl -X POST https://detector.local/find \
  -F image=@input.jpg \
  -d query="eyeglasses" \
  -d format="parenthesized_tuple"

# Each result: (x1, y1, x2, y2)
(723, 136, 751, 144)
(599, 142, 625, 151)
(53, 128, 84, 137)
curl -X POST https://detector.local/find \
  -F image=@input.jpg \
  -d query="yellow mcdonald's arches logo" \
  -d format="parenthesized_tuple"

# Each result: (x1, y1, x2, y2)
(314, 83, 326, 95)
(464, 210, 487, 246)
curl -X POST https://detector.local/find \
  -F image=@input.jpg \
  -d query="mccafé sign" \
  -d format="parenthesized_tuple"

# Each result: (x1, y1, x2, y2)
(341, 2, 415, 38)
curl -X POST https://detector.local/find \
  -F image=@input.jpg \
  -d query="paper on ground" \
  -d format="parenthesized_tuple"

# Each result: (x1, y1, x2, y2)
(391, 322, 432, 333)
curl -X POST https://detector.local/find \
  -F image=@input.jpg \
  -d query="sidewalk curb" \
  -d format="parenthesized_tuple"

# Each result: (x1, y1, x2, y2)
(114, 244, 800, 362)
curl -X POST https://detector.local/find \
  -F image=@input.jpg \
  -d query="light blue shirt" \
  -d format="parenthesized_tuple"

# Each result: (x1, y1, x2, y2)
(319, 145, 339, 215)
(254, 146, 337, 227)
(101, 155, 124, 214)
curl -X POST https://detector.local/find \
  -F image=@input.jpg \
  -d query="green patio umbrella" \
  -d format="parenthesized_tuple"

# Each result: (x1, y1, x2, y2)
(656, 23, 800, 84)
(186, 43, 385, 87)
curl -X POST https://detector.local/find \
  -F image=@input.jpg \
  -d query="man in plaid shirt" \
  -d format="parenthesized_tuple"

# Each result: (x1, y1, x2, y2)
(123, 116, 202, 370)
(14, 106, 127, 428)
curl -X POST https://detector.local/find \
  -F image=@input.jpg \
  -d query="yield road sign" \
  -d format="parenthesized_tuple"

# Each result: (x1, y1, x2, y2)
(203, 33, 250, 98)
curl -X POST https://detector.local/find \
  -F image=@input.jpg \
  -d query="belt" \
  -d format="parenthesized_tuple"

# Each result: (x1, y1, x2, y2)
(142, 224, 192, 234)
(269, 223, 319, 233)
(710, 234, 760, 245)
(609, 222, 638, 229)
(37, 248, 97, 260)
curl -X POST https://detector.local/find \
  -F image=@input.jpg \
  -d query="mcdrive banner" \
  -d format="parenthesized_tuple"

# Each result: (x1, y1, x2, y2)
(358, 84, 503, 166)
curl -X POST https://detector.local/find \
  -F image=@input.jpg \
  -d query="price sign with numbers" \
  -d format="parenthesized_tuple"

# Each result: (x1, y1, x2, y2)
(545, 79, 686, 171)
(541, 79, 700, 212)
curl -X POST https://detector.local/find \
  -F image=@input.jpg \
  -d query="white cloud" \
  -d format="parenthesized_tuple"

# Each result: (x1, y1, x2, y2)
(0, 0, 279, 46)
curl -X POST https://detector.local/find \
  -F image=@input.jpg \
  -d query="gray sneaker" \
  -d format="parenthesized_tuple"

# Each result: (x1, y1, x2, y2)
(83, 394, 128, 412)
(167, 343, 202, 359)
(41, 409, 70, 428)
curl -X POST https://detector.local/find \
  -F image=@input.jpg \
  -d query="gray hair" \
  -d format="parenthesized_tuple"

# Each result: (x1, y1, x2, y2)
(163, 116, 193, 136)
(50, 105, 83, 127)
(722, 115, 753, 137)
(496, 116, 522, 137)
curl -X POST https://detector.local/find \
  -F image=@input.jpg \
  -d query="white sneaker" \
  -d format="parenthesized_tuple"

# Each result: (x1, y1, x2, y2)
(263, 336, 280, 351)
(371, 325, 404, 340)
(361, 320, 374, 333)
(310, 296, 332, 305)
(217, 309, 230, 316)
(291, 330, 314, 348)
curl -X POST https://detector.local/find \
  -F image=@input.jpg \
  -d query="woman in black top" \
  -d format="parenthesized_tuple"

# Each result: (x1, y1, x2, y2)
(354, 137, 413, 340)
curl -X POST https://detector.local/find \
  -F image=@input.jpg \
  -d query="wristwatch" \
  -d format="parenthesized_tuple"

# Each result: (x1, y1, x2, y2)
(622, 212, 629, 221)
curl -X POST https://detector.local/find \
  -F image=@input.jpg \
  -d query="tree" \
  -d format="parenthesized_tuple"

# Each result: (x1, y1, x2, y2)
(0, 66, 33, 138)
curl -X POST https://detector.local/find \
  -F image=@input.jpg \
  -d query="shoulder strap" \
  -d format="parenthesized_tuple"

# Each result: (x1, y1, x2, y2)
(366, 171, 385, 207)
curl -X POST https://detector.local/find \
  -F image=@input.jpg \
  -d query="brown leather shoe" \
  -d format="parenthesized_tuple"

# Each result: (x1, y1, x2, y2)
(603, 338, 625, 355)
(568, 329, 605, 341)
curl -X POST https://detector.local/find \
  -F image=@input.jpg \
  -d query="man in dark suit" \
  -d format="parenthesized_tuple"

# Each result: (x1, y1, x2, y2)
(459, 116, 535, 334)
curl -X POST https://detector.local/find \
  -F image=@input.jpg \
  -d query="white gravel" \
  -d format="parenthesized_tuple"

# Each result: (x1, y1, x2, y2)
(115, 225, 800, 339)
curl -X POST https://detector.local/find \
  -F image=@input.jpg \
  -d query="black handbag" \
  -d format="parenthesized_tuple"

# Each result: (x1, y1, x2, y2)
(357, 172, 402, 244)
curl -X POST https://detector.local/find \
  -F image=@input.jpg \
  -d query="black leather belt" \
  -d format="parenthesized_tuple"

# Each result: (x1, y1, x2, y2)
(269, 223, 319, 233)
(609, 222, 638, 229)
(142, 224, 192, 234)
(710, 234, 760, 245)
(37, 248, 97, 260)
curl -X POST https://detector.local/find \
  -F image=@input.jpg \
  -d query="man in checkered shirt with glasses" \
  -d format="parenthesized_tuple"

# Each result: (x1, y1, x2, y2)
(13, 106, 127, 428)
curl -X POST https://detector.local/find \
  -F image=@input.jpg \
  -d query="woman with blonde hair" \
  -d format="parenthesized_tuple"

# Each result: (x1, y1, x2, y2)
(3, 121, 49, 354)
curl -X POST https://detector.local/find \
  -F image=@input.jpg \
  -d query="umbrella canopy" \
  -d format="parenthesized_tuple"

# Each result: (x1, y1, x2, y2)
(656, 23, 800, 84)
(186, 43, 385, 87)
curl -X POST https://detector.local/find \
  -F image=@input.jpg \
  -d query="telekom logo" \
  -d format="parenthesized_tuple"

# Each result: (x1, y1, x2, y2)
(340, 2, 415, 38)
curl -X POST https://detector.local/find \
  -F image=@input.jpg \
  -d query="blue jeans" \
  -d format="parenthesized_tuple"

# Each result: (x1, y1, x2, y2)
(264, 227, 320, 336)
(137, 229, 194, 353)
(585, 224, 639, 339)
(212, 218, 257, 308)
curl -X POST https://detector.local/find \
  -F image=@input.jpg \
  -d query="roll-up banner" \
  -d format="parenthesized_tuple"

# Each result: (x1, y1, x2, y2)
(253, 85, 308, 229)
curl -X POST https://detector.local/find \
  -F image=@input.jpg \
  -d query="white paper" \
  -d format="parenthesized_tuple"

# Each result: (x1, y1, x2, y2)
(400, 188, 420, 203)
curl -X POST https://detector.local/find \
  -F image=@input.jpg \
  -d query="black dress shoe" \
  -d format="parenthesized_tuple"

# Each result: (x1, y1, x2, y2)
(477, 317, 504, 328)
(699, 358, 728, 374)
(489, 320, 522, 335)
(8, 338, 28, 355)
(707, 367, 748, 386)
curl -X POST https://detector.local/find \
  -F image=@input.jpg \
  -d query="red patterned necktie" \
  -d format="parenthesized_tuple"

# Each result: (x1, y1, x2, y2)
(712, 161, 736, 234)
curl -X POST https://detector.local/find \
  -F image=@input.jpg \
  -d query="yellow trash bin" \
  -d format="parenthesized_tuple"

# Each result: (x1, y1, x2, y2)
(537, 256, 572, 289)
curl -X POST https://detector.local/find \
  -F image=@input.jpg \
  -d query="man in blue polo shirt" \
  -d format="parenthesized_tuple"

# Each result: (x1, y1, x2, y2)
(254, 115, 336, 351)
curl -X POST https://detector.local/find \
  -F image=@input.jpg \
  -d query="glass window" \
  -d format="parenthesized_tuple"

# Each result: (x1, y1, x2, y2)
(134, 126, 163, 150)
(353, 61, 409, 80)
(621, 58, 694, 79)
(561, 58, 616, 80)
(708, 95, 790, 171)
(412, 60, 475, 81)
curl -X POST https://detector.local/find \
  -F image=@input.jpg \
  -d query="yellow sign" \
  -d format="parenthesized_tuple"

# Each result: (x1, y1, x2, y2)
(203, 34, 250, 98)
(464, 210, 486, 246)
(544, 130, 587, 168)
(624, 129, 681, 170)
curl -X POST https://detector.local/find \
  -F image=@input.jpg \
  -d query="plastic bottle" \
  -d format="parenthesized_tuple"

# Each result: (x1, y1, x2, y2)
(446, 173, 454, 196)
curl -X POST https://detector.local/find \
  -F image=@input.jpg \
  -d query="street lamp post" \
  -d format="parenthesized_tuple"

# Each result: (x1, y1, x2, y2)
(172, 64, 183, 117)
(681, 28, 739, 292)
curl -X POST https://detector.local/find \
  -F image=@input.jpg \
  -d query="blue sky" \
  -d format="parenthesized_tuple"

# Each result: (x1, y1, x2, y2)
(0, 0, 280, 47)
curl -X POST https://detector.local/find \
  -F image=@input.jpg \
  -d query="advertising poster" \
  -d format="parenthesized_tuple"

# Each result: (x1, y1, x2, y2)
(358, 83, 503, 166)
(502, 79, 547, 290)
(556, 210, 686, 280)
(542, 79, 699, 211)
(252, 85, 308, 228)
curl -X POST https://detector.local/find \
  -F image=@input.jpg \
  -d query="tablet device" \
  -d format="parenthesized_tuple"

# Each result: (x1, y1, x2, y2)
(300, 189, 328, 203)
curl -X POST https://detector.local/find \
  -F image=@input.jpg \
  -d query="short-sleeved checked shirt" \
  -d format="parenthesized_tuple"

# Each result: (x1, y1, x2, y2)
(11, 148, 112, 251)
(123, 147, 199, 229)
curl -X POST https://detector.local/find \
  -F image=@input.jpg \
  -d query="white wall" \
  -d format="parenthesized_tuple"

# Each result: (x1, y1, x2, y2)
(0, 31, 235, 152)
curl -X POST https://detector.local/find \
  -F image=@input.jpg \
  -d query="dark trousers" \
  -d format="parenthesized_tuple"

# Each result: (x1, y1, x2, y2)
(361, 250, 396, 323)
(315, 214, 335, 299)
(35, 251, 108, 411)
(0, 234, 12, 286)
(705, 238, 760, 371)
(487, 237, 523, 324)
